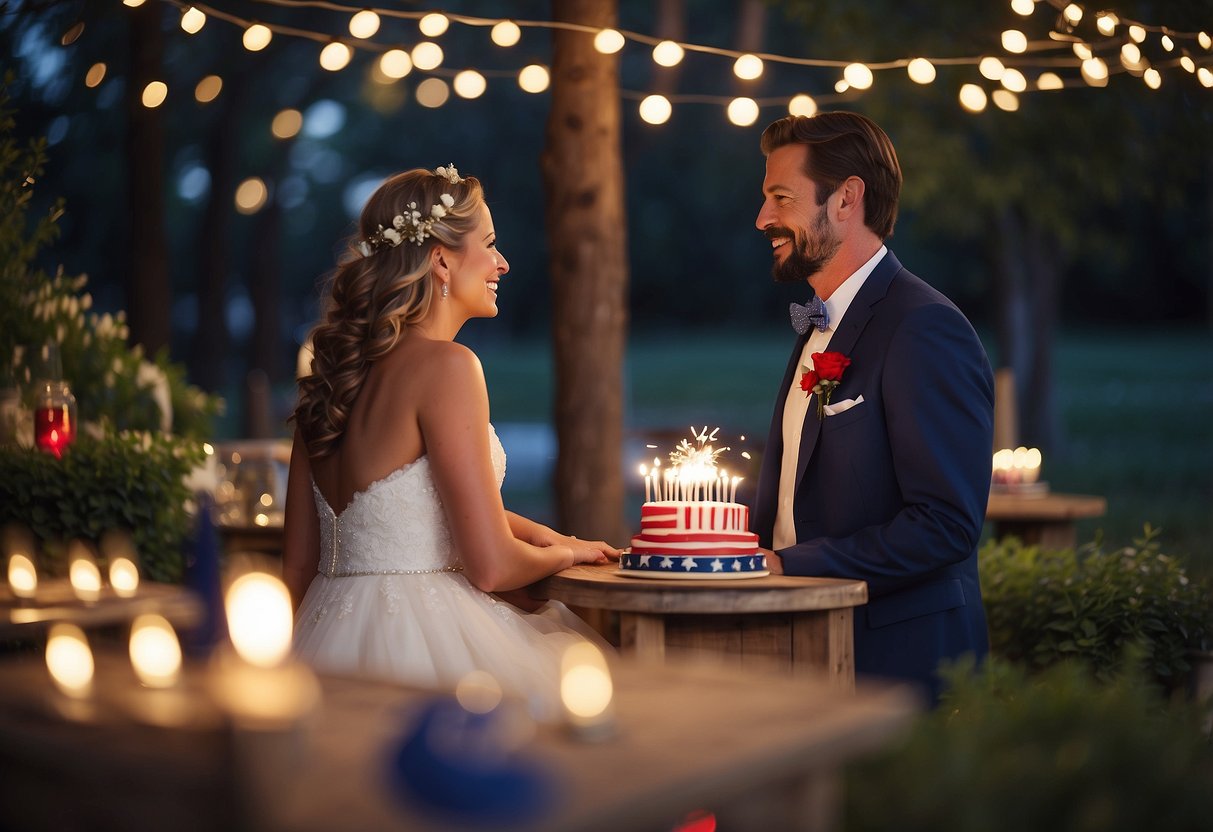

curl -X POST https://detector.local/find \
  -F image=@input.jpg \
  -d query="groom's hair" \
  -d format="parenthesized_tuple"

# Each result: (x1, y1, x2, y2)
(760, 111, 902, 239)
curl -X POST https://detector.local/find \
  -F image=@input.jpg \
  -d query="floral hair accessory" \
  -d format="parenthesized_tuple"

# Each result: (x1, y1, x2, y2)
(434, 163, 463, 184)
(801, 351, 851, 419)
(357, 193, 458, 256)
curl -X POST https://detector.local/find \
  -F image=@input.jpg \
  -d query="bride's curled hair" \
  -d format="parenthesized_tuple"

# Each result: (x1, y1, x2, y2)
(294, 168, 485, 457)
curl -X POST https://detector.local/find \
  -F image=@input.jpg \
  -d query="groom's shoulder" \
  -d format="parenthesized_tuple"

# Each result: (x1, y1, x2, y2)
(885, 262, 964, 318)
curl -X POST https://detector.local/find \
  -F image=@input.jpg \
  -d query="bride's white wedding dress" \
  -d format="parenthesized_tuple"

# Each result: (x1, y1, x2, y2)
(293, 425, 603, 720)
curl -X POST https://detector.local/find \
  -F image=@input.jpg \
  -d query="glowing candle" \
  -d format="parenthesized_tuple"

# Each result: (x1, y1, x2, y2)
(639, 464, 650, 502)
(108, 557, 140, 597)
(68, 541, 102, 602)
(46, 623, 94, 698)
(129, 613, 182, 688)
(8, 552, 37, 599)
(560, 641, 614, 740)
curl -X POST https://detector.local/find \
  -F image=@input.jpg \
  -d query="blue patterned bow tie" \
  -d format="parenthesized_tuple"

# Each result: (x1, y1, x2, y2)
(790, 297, 828, 335)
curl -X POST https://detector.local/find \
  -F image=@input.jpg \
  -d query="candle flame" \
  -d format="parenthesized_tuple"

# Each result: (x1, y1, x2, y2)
(46, 623, 94, 696)
(129, 613, 182, 688)
(225, 571, 293, 668)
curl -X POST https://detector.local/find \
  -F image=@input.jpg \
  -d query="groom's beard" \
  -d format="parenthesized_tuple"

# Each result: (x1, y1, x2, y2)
(768, 204, 841, 285)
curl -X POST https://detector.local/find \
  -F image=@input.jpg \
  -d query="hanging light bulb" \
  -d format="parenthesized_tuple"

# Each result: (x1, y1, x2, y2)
(1199, 32, 1211, 50)
(1001, 30, 1027, 53)
(348, 10, 379, 39)
(518, 64, 550, 93)
(958, 83, 988, 112)
(453, 70, 487, 99)
(1128, 25, 1146, 43)
(788, 93, 817, 116)
(726, 97, 759, 126)
(1198, 67, 1213, 87)
(1143, 68, 1161, 89)
(243, 23, 272, 51)
(411, 41, 444, 71)
(1037, 72, 1064, 90)
(906, 58, 936, 84)
(594, 28, 625, 54)
(1096, 13, 1118, 36)
(653, 40, 684, 67)
(1160, 35, 1175, 51)
(319, 42, 351, 71)
(1180, 55, 1196, 73)
(141, 80, 168, 108)
(379, 49, 412, 79)
(1010, 0, 1035, 16)
(418, 13, 449, 37)
(992, 89, 1019, 111)
(842, 62, 873, 89)
(1080, 57, 1109, 86)
(181, 7, 206, 34)
(1000, 68, 1027, 92)
(1120, 43, 1142, 68)
(491, 20, 521, 47)
(733, 54, 764, 80)
(979, 57, 1006, 80)
(416, 77, 450, 108)
(1072, 42, 1093, 60)
(639, 94, 672, 125)
(1063, 4, 1083, 25)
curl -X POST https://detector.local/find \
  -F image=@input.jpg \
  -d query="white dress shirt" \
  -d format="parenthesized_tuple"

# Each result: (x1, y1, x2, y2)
(773, 246, 887, 551)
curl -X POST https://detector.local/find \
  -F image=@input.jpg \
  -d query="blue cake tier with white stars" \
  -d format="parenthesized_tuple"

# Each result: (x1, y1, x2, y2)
(618, 551, 768, 580)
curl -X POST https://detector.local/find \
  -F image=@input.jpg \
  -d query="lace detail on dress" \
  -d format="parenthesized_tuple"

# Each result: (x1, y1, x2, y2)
(311, 424, 506, 578)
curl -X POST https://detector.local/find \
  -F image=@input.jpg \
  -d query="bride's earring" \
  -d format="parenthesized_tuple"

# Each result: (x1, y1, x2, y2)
(441, 283, 449, 298)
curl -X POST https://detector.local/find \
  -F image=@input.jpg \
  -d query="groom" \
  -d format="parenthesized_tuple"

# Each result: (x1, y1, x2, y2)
(751, 112, 994, 702)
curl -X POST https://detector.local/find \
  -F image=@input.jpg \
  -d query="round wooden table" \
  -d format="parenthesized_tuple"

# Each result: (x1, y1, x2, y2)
(528, 563, 868, 691)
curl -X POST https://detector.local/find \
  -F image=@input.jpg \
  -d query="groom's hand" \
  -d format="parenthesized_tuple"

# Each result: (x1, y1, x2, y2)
(761, 548, 784, 574)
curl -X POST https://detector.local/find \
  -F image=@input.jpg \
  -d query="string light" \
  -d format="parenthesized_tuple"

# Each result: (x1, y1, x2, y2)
(653, 40, 684, 67)
(271, 108, 303, 138)
(639, 94, 672, 125)
(992, 89, 1019, 111)
(195, 74, 222, 102)
(141, 80, 168, 108)
(1037, 71, 1064, 90)
(1001, 68, 1027, 92)
(418, 12, 449, 38)
(1002, 30, 1028, 53)
(181, 6, 206, 34)
(1199, 67, 1213, 87)
(1201, 32, 1212, 50)
(1072, 42, 1093, 60)
(518, 64, 549, 93)
(85, 62, 107, 88)
(348, 9, 379, 39)
(1120, 43, 1142, 68)
(490, 20, 521, 47)
(834, 79, 849, 94)
(1096, 13, 1118, 36)
(453, 69, 486, 99)
(1161, 35, 1175, 51)
(959, 83, 988, 112)
(1081, 57, 1109, 86)
(594, 28, 625, 55)
(1010, 0, 1035, 16)
(1063, 4, 1083, 25)
(1127, 24, 1146, 43)
(122, 0, 145, 6)
(235, 177, 268, 214)
(733, 54, 763, 80)
(907, 58, 936, 84)
(843, 62, 873, 90)
(1143, 67, 1161, 89)
(379, 49, 411, 78)
(726, 97, 759, 126)
(979, 57, 1006, 81)
(242, 23, 272, 51)
(788, 93, 817, 116)
(411, 41, 443, 71)
(1180, 55, 1196, 73)
(416, 77, 450, 107)
(319, 41, 351, 71)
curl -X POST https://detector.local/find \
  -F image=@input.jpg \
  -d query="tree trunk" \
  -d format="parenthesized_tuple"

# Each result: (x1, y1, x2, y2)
(542, 0, 629, 545)
(124, 4, 170, 354)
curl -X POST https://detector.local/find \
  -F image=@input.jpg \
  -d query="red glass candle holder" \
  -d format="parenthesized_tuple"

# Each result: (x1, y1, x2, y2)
(34, 381, 77, 459)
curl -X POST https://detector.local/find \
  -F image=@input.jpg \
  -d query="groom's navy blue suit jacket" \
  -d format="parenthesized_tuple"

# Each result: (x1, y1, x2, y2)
(753, 250, 994, 702)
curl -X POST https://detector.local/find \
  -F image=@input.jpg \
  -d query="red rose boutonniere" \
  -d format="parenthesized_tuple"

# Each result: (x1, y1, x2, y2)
(800, 351, 851, 419)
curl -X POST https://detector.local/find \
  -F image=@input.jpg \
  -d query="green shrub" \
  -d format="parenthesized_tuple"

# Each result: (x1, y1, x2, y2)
(0, 432, 202, 582)
(980, 529, 1213, 687)
(845, 659, 1213, 832)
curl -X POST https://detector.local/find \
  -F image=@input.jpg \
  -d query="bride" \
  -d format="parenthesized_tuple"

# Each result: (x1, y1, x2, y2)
(283, 165, 617, 718)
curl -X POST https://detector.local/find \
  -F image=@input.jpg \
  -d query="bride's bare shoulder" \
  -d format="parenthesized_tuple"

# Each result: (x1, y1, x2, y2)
(380, 338, 486, 401)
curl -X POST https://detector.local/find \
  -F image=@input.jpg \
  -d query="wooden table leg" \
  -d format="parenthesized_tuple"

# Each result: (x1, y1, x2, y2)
(619, 612, 666, 660)
(792, 609, 855, 693)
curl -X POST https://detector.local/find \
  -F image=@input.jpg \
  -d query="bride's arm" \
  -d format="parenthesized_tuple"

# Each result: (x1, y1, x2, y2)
(282, 427, 321, 610)
(421, 344, 606, 592)
(505, 511, 620, 560)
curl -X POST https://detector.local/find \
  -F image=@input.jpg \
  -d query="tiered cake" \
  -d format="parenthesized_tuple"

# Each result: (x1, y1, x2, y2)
(620, 428, 766, 579)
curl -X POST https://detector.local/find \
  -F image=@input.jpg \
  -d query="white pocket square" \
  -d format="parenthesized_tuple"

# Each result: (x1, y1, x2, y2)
(823, 394, 864, 416)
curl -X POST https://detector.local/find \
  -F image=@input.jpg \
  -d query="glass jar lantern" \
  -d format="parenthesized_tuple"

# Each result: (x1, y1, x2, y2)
(32, 342, 77, 459)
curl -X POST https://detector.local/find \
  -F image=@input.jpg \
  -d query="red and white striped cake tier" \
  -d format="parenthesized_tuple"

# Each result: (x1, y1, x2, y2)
(629, 501, 759, 556)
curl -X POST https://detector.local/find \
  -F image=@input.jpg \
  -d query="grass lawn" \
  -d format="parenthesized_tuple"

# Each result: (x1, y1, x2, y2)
(477, 326, 1213, 575)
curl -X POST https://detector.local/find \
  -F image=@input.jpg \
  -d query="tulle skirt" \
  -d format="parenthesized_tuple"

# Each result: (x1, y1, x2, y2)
(293, 570, 606, 721)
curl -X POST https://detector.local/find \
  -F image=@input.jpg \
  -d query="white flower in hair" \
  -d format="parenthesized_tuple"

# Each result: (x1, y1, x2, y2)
(357, 191, 458, 254)
(440, 194, 455, 208)
(434, 164, 463, 184)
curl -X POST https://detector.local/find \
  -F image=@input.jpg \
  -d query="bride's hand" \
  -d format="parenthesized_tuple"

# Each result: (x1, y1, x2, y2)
(531, 526, 621, 562)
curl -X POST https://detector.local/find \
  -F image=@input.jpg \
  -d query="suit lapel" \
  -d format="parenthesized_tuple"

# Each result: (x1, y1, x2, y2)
(792, 250, 902, 487)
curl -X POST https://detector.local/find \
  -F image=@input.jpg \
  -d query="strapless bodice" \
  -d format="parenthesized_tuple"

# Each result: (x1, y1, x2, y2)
(312, 425, 506, 576)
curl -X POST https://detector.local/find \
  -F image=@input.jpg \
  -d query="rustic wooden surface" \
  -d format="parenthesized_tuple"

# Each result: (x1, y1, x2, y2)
(986, 492, 1107, 548)
(0, 580, 202, 639)
(0, 654, 917, 832)
(529, 564, 865, 691)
